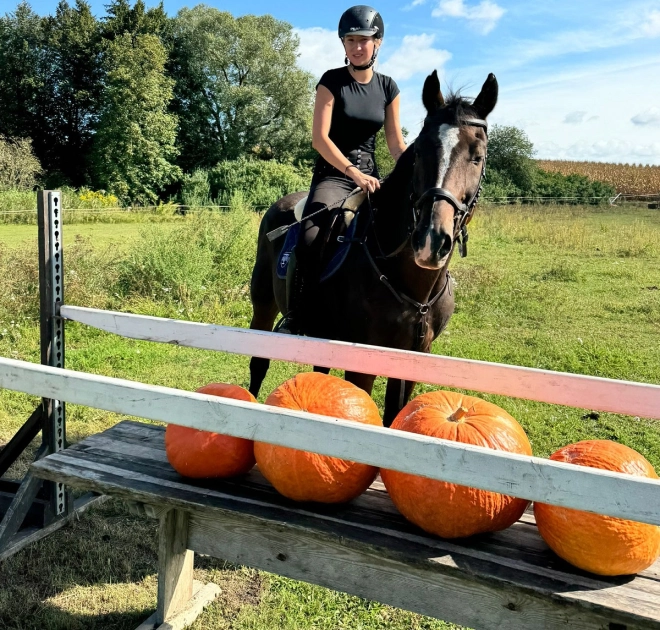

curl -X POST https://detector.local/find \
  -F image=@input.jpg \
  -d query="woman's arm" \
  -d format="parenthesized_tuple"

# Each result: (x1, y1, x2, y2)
(384, 94, 407, 162)
(312, 85, 380, 193)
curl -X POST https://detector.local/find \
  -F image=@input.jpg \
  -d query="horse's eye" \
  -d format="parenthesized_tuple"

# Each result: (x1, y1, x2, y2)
(471, 156, 484, 165)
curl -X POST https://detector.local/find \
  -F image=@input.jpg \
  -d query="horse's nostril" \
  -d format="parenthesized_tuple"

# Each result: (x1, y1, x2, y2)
(438, 233, 452, 258)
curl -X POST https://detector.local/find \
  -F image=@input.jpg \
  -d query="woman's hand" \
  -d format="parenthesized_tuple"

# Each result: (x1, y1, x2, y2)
(349, 168, 381, 193)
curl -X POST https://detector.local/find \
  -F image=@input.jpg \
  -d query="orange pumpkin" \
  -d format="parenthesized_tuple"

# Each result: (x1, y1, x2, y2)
(165, 383, 257, 478)
(254, 372, 382, 503)
(381, 390, 532, 538)
(534, 440, 660, 576)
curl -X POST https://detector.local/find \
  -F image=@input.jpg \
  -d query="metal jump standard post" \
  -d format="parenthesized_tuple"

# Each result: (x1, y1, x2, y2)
(0, 191, 101, 560)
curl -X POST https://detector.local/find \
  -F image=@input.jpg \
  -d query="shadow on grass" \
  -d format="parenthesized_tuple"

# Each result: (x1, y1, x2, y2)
(0, 499, 263, 630)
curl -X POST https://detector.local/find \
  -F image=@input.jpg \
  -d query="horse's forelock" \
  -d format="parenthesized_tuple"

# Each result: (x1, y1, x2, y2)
(423, 93, 479, 130)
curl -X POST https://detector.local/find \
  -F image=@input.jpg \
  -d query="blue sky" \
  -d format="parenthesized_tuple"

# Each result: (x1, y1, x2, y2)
(20, 0, 660, 164)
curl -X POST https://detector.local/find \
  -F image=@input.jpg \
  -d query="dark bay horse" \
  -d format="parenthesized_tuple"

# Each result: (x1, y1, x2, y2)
(248, 70, 498, 425)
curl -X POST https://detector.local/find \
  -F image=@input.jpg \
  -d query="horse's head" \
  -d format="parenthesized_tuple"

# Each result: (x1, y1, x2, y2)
(411, 71, 498, 269)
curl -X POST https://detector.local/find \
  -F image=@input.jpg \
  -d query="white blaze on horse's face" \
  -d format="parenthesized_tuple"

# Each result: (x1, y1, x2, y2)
(436, 124, 461, 188)
(417, 124, 461, 267)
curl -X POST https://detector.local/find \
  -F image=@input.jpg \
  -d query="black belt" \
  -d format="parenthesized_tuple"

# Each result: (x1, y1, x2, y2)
(315, 149, 375, 177)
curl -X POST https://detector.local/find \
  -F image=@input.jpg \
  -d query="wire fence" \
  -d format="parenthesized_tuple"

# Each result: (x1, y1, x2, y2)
(0, 194, 658, 217)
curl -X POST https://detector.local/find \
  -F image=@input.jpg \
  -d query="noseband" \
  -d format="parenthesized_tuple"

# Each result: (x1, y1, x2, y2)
(412, 117, 488, 257)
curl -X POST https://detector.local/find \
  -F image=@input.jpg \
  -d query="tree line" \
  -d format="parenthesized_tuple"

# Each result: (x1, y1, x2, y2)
(0, 0, 315, 203)
(0, 0, 613, 206)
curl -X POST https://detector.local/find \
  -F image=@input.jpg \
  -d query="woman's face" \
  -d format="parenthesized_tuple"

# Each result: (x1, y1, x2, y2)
(343, 35, 380, 66)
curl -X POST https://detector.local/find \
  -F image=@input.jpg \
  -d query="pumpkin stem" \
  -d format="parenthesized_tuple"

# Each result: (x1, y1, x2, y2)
(448, 406, 469, 422)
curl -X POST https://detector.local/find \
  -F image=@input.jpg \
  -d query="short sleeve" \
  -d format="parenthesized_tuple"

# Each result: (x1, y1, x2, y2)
(317, 70, 340, 98)
(385, 76, 400, 106)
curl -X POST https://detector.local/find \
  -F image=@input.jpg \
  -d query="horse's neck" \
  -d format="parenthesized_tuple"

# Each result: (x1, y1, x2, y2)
(372, 150, 450, 304)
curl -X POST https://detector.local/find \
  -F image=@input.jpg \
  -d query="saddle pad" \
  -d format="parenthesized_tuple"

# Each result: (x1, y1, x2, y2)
(276, 213, 359, 283)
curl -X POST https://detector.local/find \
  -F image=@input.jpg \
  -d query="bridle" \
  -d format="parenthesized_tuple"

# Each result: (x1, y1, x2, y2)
(411, 117, 488, 258)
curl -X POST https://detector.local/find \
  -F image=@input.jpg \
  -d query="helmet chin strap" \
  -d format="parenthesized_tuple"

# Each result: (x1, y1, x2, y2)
(348, 46, 379, 71)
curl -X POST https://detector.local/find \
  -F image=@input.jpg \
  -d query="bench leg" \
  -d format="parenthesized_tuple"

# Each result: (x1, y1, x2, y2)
(136, 508, 220, 630)
(157, 508, 194, 623)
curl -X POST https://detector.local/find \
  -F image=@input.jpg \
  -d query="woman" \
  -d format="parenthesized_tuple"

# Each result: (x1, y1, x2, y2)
(277, 5, 407, 334)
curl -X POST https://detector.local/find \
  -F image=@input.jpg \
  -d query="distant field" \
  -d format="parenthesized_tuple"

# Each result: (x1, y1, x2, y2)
(537, 160, 660, 196)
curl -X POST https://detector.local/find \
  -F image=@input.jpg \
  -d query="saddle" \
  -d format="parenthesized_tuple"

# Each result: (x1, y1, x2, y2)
(276, 191, 366, 282)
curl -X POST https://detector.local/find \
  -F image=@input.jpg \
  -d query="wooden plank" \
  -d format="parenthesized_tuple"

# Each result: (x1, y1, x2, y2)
(156, 509, 194, 624)
(59, 305, 660, 420)
(28, 447, 660, 607)
(0, 472, 44, 550)
(6, 358, 659, 523)
(187, 509, 660, 630)
(0, 405, 44, 477)
(0, 492, 106, 562)
(136, 581, 220, 630)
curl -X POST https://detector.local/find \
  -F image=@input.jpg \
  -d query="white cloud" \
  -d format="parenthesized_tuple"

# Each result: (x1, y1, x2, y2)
(631, 107, 660, 126)
(640, 10, 660, 37)
(403, 0, 428, 10)
(488, 59, 660, 165)
(431, 0, 505, 34)
(380, 34, 451, 81)
(563, 111, 588, 124)
(535, 139, 660, 165)
(294, 27, 343, 78)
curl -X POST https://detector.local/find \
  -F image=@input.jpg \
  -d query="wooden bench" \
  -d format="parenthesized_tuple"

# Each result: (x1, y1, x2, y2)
(31, 420, 660, 630)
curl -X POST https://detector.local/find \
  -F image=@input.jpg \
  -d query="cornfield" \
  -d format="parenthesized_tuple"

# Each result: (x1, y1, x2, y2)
(537, 160, 660, 196)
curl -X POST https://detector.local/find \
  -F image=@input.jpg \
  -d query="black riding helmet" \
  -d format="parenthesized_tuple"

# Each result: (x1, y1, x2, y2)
(338, 5, 384, 39)
(338, 6, 384, 70)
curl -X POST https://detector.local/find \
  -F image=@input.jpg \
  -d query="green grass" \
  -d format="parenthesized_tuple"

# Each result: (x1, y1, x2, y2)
(1, 203, 659, 628)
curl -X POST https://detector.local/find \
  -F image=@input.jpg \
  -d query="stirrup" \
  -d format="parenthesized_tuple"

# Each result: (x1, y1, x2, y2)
(273, 314, 300, 336)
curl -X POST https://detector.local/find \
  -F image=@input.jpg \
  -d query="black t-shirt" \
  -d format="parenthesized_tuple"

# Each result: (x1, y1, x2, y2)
(317, 67, 400, 156)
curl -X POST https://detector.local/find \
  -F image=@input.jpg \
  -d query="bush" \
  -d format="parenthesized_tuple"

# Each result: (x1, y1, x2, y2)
(0, 136, 42, 191)
(482, 169, 522, 201)
(486, 125, 535, 192)
(531, 170, 615, 203)
(208, 158, 311, 207)
(180, 169, 211, 207)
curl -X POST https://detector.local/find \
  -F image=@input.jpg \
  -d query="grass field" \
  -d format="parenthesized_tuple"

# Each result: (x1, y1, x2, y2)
(0, 203, 659, 629)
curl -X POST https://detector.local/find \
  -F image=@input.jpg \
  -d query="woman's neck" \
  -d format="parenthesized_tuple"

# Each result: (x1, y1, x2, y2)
(348, 65, 373, 84)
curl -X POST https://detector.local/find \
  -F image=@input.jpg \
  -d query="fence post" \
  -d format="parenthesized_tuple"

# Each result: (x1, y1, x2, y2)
(37, 190, 72, 519)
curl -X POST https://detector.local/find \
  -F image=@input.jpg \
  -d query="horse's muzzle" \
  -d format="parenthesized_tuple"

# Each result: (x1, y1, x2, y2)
(412, 227, 453, 269)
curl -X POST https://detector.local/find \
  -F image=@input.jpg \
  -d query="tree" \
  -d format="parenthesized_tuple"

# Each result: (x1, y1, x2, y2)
(0, 3, 48, 157)
(169, 7, 315, 170)
(92, 33, 180, 203)
(41, 0, 103, 185)
(486, 125, 536, 191)
(100, 0, 169, 41)
(374, 127, 409, 178)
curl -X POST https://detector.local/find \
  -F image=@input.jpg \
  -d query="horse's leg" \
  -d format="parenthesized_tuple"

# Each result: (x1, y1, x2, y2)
(248, 301, 279, 398)
(249, 229, 280, 398)
(344, 371, 377, 395)
(383, 378, 417, 427)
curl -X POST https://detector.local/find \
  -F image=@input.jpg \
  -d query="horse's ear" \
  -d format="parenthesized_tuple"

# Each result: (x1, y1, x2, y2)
(472, 73, 498, 119)
(422, 70, 445, 114)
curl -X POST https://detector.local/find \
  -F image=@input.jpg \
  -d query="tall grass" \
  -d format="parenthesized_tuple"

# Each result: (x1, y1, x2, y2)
(115, 196, 258, 315)
(475, 203, 658, 257)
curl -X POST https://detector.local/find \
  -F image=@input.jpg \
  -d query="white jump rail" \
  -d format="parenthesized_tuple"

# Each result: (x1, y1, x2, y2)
(2, 356, 660, 526)
(60, 305, 660, 420)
